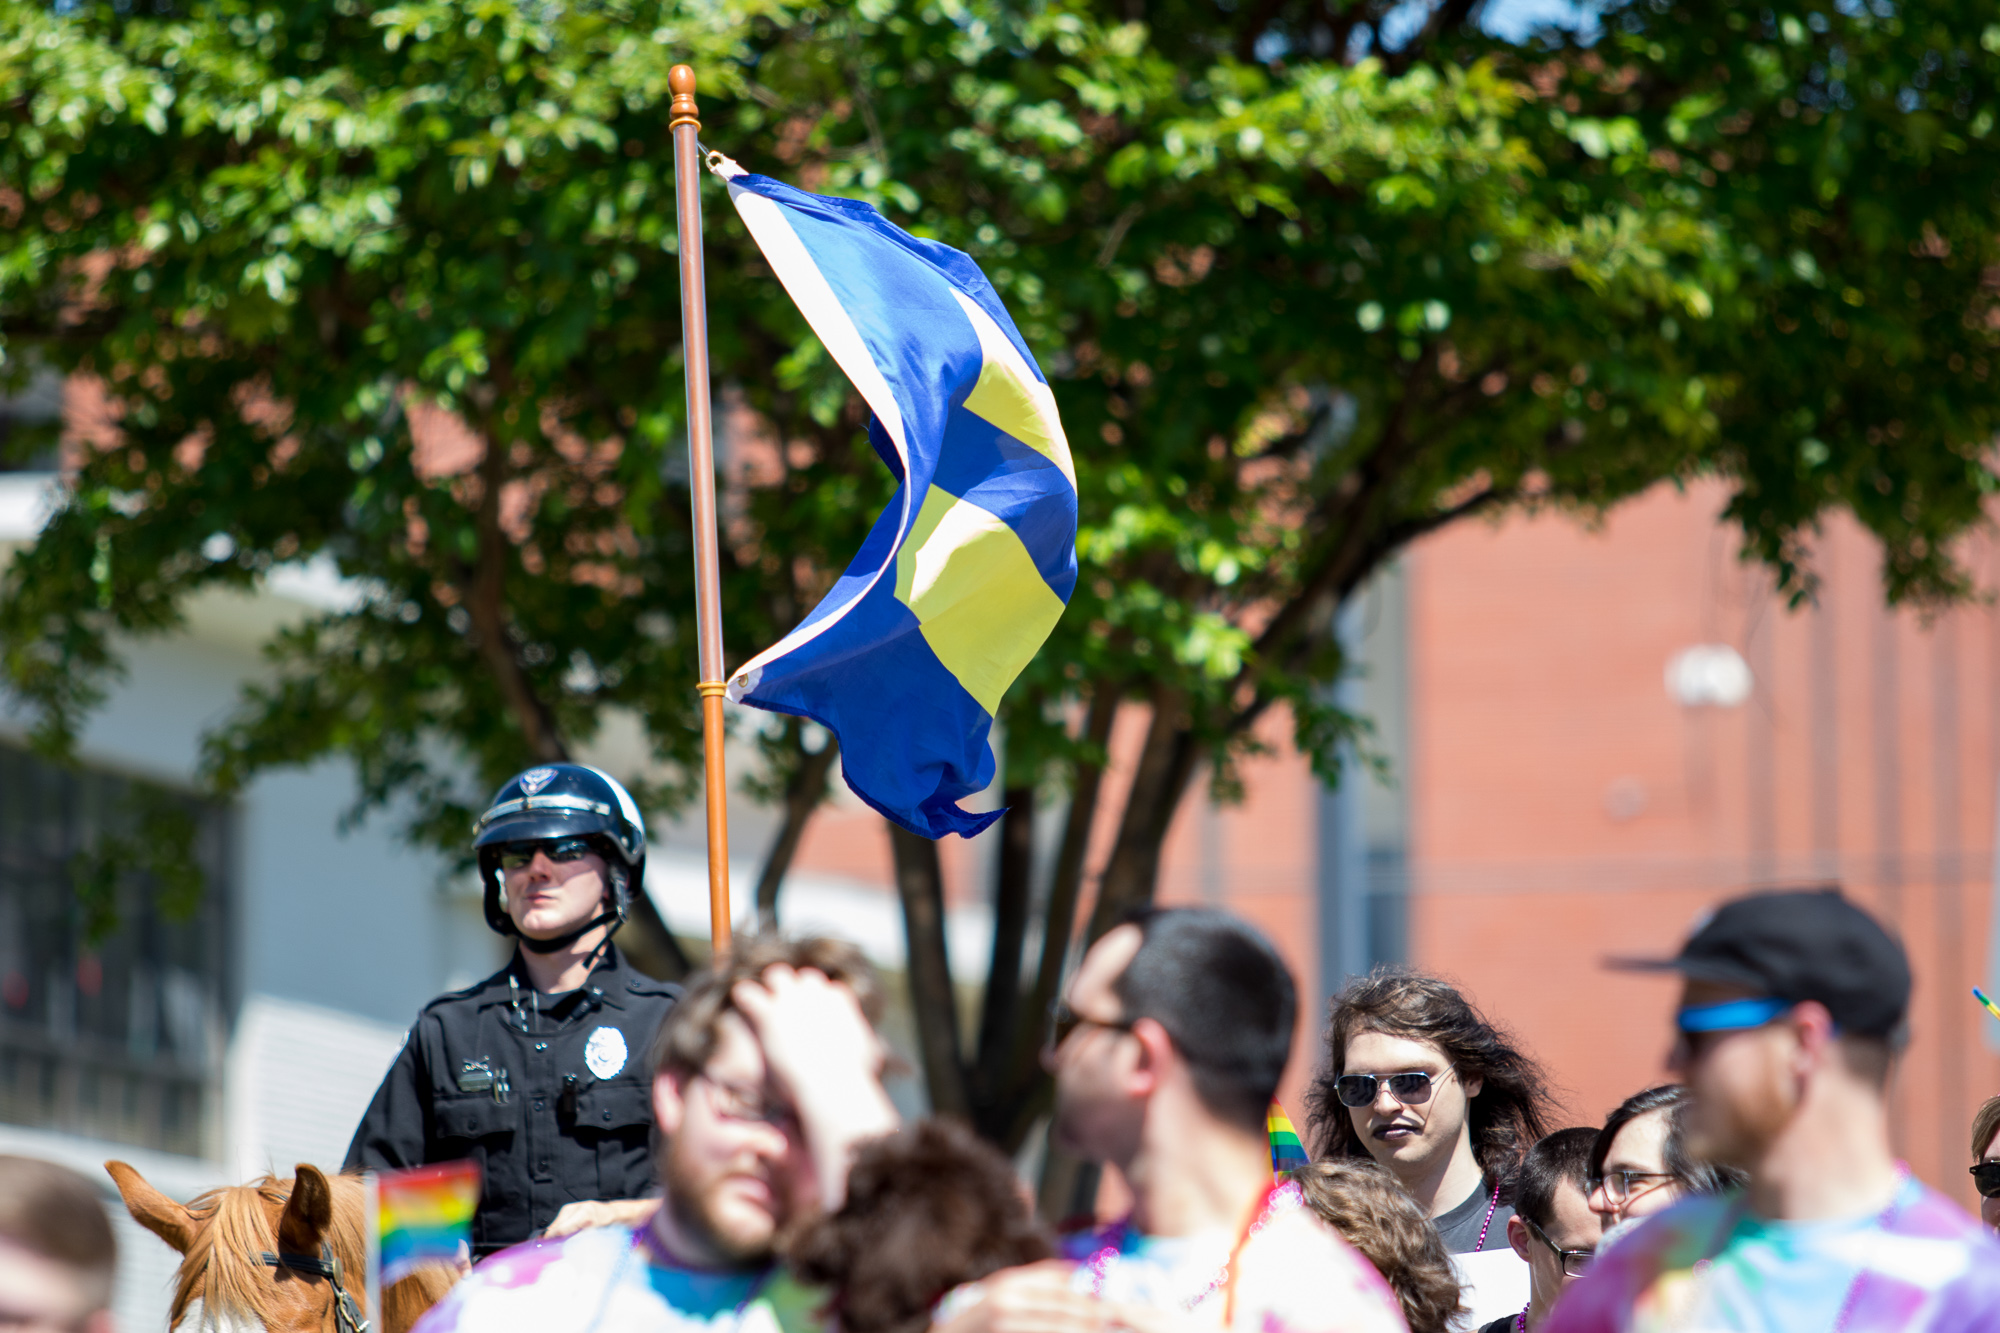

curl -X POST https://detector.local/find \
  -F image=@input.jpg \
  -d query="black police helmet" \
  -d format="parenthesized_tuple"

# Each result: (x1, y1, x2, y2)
(473, 763, 648, 946)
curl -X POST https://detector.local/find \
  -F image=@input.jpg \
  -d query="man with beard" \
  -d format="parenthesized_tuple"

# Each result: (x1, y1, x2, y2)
(936, 909, 1404, 1333)
(413, 936, 899, 1333)
(1546, 889, 2000, 1333)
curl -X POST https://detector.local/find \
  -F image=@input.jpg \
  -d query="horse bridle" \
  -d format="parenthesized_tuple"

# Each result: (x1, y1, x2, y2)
(259, 1246, 371, 1333)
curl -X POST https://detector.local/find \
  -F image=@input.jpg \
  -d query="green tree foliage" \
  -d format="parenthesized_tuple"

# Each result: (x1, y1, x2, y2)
(4, 0, 1999, 1153)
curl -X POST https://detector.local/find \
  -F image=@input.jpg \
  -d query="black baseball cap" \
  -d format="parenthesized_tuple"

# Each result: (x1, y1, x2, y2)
(1609, 888, 1911, 1038)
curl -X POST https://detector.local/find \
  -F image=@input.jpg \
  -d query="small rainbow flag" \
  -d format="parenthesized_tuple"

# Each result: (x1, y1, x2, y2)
(372, 1161, 481, 1285)
(1268, 1100, 1309, 1177)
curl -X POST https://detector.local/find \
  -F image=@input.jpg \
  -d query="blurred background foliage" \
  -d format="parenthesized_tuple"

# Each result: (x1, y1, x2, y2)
(3, 0, 2000, 1146)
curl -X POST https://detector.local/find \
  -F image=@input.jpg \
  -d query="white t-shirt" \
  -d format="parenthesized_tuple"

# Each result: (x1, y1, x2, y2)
(411, 1225, 825, 1333)
(1058, 1180, 1409, 1333)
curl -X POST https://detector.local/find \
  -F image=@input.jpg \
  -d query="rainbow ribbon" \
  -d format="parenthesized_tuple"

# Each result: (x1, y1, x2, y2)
(375, 1160, 481, 1285)
(1973, 988, 2000, 1024)
(1268, 1100, 1309, 1177)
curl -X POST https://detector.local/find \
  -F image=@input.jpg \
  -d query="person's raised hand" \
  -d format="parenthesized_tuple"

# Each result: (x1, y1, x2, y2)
(935, 1262, 1111, 1333)
(730, 963, 898, 1207)
(730, 964, 886, 1102)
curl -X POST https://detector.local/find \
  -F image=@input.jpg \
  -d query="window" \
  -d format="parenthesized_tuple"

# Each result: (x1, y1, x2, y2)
(0, 746, 231, 1158)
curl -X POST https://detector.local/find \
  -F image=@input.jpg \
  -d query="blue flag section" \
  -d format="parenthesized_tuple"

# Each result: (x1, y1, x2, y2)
(719, 165, 1079, 839)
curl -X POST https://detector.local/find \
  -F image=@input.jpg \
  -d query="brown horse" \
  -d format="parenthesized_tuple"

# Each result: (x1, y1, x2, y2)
(107, 1161, 457, 1333)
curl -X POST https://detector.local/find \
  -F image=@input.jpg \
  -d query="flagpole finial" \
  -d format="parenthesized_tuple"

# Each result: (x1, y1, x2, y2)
(669, 65, 700, 131)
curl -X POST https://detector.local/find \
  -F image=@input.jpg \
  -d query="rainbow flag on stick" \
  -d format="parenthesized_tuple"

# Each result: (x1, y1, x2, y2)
(1268, 1100, 1309, 1177)
(368, 1161, 481, 1287)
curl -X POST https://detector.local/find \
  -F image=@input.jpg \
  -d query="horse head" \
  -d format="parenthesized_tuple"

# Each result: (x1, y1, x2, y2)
(105, 1161, 454, 1333)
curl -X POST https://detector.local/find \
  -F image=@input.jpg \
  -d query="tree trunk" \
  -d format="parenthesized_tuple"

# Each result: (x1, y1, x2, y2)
(619, 884, 694, 980)
(889, 822, 970, 1119)
(464, 403, 568, 764)
(1002, 687, 1119, 1142)
(1036, 1148, 1102, 1227)
(1086, 687, 1203, 941)
(971, 780, 1034, 1141)
(753, 729, 839, 929)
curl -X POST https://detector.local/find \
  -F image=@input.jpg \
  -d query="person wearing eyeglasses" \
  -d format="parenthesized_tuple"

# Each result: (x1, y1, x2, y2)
(408, 934, 900, 1333)
(345, 762, 684, 1258)
(1583, 1086, 1744, 1237)
(1544, 888, 2000, 1333)
(1305, 971, 1554, 1256)
(1478, 1128, 1598, 1333)
(1304, 970, 1553, 1327)
(936, 908, 1406, 1333)
(1969, 1094, 2000, 1235)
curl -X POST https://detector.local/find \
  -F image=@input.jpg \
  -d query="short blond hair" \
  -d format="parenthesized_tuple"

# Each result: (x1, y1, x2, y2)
(649, 934, 883, 1079)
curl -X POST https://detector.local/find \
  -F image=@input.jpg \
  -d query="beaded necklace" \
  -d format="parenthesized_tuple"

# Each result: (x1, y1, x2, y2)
(1472, 1180, 1502, 1252)
(1083, 1179, 1302, 1321)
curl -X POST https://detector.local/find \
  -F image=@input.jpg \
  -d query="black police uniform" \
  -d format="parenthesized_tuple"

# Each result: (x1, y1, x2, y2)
(344, 943, 680, 1257)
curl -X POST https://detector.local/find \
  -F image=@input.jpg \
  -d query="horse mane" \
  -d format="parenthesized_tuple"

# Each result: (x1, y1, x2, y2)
(170, 1173, 368, 1329)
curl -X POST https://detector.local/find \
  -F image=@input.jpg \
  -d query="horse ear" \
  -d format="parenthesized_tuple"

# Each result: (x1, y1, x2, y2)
(106, 1160, 197, 1254)
(278, 1165, 335, 1256)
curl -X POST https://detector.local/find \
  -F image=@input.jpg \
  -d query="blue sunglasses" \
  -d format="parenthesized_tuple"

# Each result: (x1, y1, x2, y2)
(1676, 996, 1791, 1035)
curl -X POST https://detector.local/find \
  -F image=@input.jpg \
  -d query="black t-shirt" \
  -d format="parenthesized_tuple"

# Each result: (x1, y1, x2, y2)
(1477, 1317, 1518, 1333)
(1435, 1179, 1515, 1253)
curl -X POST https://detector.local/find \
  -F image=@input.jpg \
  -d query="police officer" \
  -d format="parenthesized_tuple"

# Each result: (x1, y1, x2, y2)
(345, 763, 680, 1257)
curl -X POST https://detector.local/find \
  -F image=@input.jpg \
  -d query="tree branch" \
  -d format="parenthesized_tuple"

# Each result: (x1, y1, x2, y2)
(890, 822, 970, 1119)
(463, 392, 568, 763)
(753, 728, 840, 928)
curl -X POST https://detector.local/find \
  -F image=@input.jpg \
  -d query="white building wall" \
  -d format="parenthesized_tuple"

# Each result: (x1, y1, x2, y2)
(0, 527, 502, 1330)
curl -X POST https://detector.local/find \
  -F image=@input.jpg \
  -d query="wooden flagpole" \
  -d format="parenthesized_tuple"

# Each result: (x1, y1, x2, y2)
(668, 65, 732, 954)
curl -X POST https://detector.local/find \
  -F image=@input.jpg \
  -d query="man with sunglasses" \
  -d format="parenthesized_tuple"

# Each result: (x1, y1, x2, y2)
(1479, 1128, 1599, 1333)
(347, 763, 683, 1258)
(1546, 888, 2000, 1333)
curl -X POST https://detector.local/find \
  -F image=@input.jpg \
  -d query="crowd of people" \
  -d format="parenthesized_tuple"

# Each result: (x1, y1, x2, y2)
(9, 763, 2000, 1333)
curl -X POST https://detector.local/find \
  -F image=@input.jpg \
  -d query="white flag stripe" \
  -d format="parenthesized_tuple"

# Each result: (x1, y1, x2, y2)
(723, 184, 923, 690)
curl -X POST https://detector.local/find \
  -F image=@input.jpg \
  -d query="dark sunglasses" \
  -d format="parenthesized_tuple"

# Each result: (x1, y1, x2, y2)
(1044, 997, 1135, 1055)
(1333, 1069, 1451, 1109)
(1526, 1218, 1594, 1278)
(1972, 1162, 2000, 1199)
(496, 836, 596, 872)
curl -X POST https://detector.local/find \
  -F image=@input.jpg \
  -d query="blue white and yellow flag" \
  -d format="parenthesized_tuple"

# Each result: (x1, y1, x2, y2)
(718, 163, 1078, 839)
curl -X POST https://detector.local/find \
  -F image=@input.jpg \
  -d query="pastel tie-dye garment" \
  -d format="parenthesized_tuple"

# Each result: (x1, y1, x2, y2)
(409, 1225, 826, 1333)
(1542, 1176, 2000, 1333)
(1057, 1181, 1410, 1333)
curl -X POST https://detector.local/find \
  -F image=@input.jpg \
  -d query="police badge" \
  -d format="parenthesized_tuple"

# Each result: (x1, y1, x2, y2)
(584, 1026, 628, 1079)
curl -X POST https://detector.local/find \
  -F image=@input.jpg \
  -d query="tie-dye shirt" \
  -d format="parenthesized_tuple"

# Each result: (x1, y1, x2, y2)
(410, 1224, 826, 1333)
(1541, 1174, 2000, 1333)
(1056, 1180, 1409, 1333)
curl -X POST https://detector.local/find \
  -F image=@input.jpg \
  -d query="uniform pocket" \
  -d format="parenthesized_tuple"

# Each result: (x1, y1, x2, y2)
(435, 1092, 514, 1141)
(572, 1078, 653, 1132)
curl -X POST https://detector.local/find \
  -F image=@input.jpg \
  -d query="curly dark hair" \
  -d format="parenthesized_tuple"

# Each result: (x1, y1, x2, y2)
(784, 1119, 1051, 1333)
(1294, 1159, 1466, 1333)
(1304, 967, 1556, 1190)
